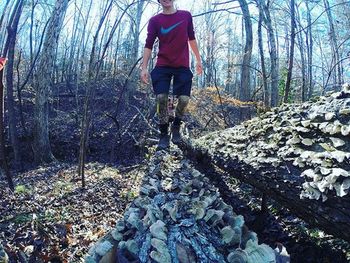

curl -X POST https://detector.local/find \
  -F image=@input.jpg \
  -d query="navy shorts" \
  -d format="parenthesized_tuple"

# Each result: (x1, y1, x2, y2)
(150, 66, 193, 96)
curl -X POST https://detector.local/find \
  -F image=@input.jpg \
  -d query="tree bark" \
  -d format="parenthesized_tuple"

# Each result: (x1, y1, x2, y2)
(225, 26, 234, 95)
(260, 0, 278, 107)
(181, 141, 350, 242)
(237, 0, 253, 102)
(33, 0, 69, 164)
(295, 5, 307, 102)
(65, 0, 80, 86)
(306, 1, 314, 99)
(4, 0, 24, 165)
(0, 60, 14, 190)
(75, 0, 92, 105)
(29, 0, 38, 66)
(179, 93, 350, 242)
(0, 0, 11, 51)
(257, 3, 269, 107)
(15, 50, 28, 138)
(283, 0, 296, 103)
(131, 0, 145, 61)
(323, 0, 342, 91)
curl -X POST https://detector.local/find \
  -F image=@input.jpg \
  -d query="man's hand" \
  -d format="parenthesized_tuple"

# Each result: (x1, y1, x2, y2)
(140, 68, 149, 84)
(189, 40, 203, 75)
(0, 58, 7, 71)
(196, 61, 203, 75)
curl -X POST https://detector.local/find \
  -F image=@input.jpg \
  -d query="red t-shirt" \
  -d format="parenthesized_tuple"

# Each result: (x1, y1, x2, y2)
(145, 10, 195, 68)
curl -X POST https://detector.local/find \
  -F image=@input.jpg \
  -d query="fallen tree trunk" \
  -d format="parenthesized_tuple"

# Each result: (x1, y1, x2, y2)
(85, 148, 278, 263)
(180, 86, 350, 242)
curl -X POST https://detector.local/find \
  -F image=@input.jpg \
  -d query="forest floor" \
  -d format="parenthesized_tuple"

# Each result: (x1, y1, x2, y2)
(0, 162, 145, 262)
(0, 80, 349, 262)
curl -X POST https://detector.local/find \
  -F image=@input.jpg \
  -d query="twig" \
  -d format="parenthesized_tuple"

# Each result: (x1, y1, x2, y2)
(214, 64, 230, 128)
(120, 113, 140, 138)
(127, 132, 139, 145)
(130, 105, 159, 134)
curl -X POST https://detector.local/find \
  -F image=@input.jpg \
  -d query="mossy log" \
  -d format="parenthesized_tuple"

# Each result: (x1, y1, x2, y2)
(180, 86, 350, 242)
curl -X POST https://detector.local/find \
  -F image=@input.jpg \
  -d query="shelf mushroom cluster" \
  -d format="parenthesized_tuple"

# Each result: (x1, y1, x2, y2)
(195, 84, 350, 201)
(85, 149, 277, 263)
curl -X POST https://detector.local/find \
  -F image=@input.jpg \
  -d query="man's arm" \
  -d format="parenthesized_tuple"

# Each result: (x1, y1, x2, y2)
(140, 48, 152, 84)
(189, 40, 203, 75)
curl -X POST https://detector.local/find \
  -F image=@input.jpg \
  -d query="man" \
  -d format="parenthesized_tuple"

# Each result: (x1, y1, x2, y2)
(140, 0, 202, 150)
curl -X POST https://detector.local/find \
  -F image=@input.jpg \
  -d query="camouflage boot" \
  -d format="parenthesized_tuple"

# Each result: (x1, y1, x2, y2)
(171, 117, 182, 144)
(157, 123, 170, 150)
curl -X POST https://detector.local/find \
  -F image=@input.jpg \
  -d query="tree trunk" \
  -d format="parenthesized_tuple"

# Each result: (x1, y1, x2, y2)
(283, 0, 296, 103)
(179, 93, 350, 242)
(0, 60, 14, 190)
(323, 0, 342, 91)
(297, 32, 307, 102)
(182, 142, 350, 243)
(66, 0, 80, 86)
(206, 29, 215, 87)
(4, 0, 24, 165)
(318, 33, 326, 89)
(257, 3, 269, 107)
(29, 0, 38, 66)
(295, 5, 307, 102)
(0, 0, 11, 50)
(306, 1, 314, 99)
(226, 27, 233, 94)
(78, 1, 136, 187)
(75, 0, 92, 104)
(261, 0, 278, 107)
(78, 0, 114, 187)
(33, 0, 69, 164)
(237, 0, 253, 102)
(131, 0, 145, 61)
(15, 50, 28, 137)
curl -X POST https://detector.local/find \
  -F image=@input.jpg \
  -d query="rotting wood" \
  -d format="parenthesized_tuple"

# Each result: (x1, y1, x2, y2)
(180, 87, 350, 242)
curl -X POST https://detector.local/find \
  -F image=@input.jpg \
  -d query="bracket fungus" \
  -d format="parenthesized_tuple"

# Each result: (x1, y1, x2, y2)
(85, 149, 277, 262)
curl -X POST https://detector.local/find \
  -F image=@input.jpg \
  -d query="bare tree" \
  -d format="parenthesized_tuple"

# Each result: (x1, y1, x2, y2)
(323, 0, 342, 90)
(3, 0, 24, 165)
(237, 0, 253, 102)
(33, 0, 69, 163)
(0, 0, 11, 51)
(0, 59, 14, 190)
(78, 0, 113, 187)
(295, 2, 307, 102)
(202, 0, 224, 87)
(283, 0, 296, 103)
(131, 0, 146, 61)
(257, 2, 269, 107)
(75, 0, 93, 86)
(78, 0, 136, 187)
(29, 0, 39, 66)
(264, 1, 279, 107)
(306, 1, 314, 99)
(225, 22, 236, 95)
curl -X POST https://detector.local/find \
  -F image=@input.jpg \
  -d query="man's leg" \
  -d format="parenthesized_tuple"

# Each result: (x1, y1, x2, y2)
(150, 67, 173, 149)
(172, 68, 193, 144)
(171, 95, 189, 143)
(157, 93, 170, 149)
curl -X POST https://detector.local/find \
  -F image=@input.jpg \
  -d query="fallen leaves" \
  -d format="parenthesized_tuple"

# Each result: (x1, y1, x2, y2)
(0, 162, 144, 262)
